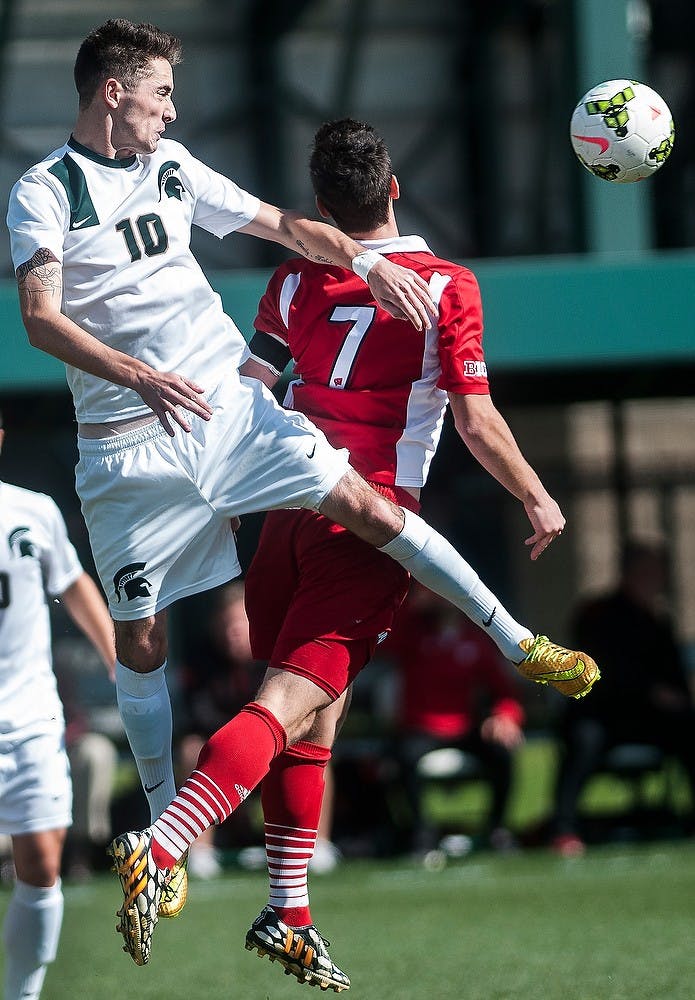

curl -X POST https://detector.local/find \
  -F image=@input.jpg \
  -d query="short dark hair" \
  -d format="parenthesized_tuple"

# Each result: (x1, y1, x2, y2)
(74, 19, 182, 107)
(309, 118, 392, 233)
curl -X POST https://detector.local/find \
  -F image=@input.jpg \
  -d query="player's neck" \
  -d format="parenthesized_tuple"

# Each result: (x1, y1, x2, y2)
(71, 112, 119, 160)
(346, 221, 400, 242)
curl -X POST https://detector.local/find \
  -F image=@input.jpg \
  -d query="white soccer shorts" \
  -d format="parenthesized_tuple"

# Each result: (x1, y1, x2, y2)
(0, 729, 72, 836)
(76, 373, 350, 620)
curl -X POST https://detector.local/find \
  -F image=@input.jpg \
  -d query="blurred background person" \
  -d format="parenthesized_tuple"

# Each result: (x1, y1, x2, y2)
(176, 581, 264, 878)
(550, 538, 695, 857)
(387, 583, 525, 856)
(52, 638, 119, 881)
(0, 409, 115, 1000)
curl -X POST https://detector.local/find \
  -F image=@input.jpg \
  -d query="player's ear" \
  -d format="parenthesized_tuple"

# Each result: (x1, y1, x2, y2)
(315, 196, 332, 220)
(104, 78, 124, 109)
(390, 175, 400, 201)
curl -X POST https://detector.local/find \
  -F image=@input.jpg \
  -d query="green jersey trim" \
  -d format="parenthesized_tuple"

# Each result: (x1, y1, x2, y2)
(48, 154, 100, 231)
(67, 135, 137, 169)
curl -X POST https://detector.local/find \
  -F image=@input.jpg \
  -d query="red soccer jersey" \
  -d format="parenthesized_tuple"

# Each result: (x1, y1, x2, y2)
(250, 235, 490, 488)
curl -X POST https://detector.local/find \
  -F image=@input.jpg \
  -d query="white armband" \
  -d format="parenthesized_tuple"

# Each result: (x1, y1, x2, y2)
(351, 249, 383, 282)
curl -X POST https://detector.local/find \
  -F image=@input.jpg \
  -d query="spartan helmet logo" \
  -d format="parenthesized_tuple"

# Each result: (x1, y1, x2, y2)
(113, 562, 152, 602)
(157, 160, 187, 202)
(8, 526, 37, 558)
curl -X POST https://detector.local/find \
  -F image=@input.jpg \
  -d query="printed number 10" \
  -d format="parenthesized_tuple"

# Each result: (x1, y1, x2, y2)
(116, 213, 168, 262)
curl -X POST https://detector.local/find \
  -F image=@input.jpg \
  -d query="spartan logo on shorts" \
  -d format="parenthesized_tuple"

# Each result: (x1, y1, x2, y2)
(113, 562, 152, 602)
(8, 526, 37, 558)
(157, 160, 187, 202)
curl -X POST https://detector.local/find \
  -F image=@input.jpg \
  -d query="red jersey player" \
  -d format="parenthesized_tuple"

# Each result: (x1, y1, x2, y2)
(108, 119, 598, 987)
(236, 119, 597, 990)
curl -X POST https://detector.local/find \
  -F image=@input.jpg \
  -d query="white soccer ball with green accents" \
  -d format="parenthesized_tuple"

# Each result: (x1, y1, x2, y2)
(570, 79, 674, 182)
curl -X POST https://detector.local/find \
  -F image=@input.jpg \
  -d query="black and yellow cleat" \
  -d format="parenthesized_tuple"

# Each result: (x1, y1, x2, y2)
(108, 829, 168, 966)
(245, 906, 350, 992)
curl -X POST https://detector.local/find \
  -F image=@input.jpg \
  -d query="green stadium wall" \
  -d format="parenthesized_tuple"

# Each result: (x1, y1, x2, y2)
(2, 251, 694, 391)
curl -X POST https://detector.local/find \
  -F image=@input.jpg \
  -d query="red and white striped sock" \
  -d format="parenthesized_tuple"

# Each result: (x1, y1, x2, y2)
(261, 740, 331, 927)
(149, 702, 286, 870)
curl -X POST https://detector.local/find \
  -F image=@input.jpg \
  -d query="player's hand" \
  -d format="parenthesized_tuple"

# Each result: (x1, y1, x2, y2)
(367, 258, 435, 331)
(481, 715, 524, 749)
(523, 496, 565, 561)
(135, 369, 213, 436)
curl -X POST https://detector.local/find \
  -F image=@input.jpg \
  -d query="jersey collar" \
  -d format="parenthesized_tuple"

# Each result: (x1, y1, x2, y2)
(356, 235, 433, 255)
(67, 136, 137, 169)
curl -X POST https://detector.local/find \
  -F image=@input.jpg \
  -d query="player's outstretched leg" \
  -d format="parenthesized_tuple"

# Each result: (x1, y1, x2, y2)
(516, 635, 600, 698)
(245, 906, 351, 993)
(108, 830, 169, 966)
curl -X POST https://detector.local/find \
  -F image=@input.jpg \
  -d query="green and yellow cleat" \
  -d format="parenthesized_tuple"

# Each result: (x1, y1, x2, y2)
(517, 635, 600, 699)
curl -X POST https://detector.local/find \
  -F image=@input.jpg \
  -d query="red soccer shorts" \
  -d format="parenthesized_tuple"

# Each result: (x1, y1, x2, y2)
(244, 485, 418, 700)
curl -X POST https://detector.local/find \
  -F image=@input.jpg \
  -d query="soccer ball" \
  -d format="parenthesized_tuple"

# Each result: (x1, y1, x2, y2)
(570, 79, 675, 182)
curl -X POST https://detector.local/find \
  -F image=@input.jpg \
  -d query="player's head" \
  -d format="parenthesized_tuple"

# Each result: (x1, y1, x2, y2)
(310, 119, 397, 234)
(74, 19, 182, 109)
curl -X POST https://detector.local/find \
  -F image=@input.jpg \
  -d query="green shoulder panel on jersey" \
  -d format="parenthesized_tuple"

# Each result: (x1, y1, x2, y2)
(48, 155, 100, 231)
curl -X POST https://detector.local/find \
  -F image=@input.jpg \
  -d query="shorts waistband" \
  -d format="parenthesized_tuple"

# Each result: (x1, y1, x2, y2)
(78, 419, 168, 455)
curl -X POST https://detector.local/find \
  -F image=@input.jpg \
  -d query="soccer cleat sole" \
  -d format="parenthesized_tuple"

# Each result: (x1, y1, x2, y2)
(527, 663, 601, 699)
(245, 939, 349, 992)
(115, 904, 147, 966)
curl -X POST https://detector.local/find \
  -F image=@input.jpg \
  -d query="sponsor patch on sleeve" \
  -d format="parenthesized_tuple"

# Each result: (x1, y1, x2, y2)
(463, 360, 488, 377)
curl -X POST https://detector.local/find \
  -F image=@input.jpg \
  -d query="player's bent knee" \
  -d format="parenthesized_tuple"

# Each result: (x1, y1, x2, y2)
(114, 615, 168, 670)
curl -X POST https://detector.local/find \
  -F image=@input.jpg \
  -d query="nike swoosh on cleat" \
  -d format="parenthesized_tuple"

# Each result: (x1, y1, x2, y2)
(483, 607, 496, 628)
(572, 134, 610, 153)
(144, 780, 165, 793)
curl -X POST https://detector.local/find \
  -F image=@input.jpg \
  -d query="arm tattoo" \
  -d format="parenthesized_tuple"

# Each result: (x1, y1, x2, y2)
(295, 239, 335, 265)
(16, 248, 60, 288)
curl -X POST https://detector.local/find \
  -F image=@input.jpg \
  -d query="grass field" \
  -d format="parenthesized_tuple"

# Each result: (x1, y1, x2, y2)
(3, 841, 695, 1000)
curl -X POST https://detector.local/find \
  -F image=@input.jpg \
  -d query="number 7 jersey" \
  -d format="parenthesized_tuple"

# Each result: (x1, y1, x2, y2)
(250, 235, 490, 490)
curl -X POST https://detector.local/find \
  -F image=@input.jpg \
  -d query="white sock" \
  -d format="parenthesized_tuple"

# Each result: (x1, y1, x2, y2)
(116, 659, 176, 821)
(379, 508, 533, 662)
(2, 879, 63, 1000)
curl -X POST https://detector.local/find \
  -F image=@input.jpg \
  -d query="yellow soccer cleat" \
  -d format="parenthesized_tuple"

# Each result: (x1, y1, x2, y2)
(517, 635, 600, 699)
(158, 851, 188, 918)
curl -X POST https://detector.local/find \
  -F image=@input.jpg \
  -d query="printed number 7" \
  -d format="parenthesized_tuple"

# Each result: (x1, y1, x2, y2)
(327, 305, 376, 389)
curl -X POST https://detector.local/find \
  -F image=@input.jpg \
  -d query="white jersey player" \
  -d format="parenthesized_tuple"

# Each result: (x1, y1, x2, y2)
(0, 413, 115, 1000)
(7, 20, 594, 966)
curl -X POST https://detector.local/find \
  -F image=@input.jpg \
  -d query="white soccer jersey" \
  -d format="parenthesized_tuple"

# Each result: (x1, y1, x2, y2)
(7, 137, 261, 422)
(0, 481, 82, 742)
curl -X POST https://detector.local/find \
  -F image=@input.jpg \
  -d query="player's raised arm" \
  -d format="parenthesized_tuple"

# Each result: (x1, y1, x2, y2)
(239, 202, 435, 331)
(15, 249, 212, 436)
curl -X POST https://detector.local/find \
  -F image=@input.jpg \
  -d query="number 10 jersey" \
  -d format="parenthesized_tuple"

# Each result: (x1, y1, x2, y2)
(8, 137, 260, 424)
